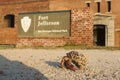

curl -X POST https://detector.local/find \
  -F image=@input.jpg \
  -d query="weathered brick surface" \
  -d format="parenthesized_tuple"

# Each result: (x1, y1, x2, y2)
(0, 0, 49, 45)
(70, 8, 93, 46)
(78, 0, 120, 47)
(16, 8, 93, 47)
(0, 1, 93, 47)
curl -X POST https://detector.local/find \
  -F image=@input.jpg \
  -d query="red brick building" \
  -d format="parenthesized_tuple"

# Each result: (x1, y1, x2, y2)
(49, 0, 120, 47)
(79, 0, 119, 47)
(80, 0, 117, 47)
(0, 0, 49, 46)
(1, 0, 119, 47)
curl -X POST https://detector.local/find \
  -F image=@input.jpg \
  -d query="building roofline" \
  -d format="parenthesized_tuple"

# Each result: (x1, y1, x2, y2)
(0, 0, 48, 5)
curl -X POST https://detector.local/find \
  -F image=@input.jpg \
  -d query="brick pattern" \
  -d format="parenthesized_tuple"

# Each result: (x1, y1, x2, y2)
(0, 0, 93, 47)
(0, 28, 17, 44)
(71, 8, 93, 46)
(0, 0, 47, 4)
(16, 8, 93, 47)
(0, 1, 49, 45)
(16, 38, 67, 47)
(79, 0, 118, 47)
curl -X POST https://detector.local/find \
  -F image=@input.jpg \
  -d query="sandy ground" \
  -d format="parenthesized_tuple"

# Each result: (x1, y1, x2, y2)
(0, 49, 120, 80)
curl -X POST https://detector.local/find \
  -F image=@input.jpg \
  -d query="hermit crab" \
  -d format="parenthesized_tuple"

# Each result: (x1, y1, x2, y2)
(61, 51, 87, 71)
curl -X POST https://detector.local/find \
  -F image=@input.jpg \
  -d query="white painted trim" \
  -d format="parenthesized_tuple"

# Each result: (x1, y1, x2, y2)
(106, 0, 112, 1)
(94, 0, 101, 2)
(85, 1, 91, 3)
(115, 29, 120, 32)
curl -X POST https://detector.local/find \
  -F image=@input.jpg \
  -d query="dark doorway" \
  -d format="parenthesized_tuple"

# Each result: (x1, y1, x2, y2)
(93, 25, 106, 46)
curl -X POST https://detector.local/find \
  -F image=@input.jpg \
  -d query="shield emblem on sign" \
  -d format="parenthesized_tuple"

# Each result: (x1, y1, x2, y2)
(21, 16, 31, 32)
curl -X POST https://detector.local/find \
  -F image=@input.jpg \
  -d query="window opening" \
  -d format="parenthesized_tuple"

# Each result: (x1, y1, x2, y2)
(86, 3, 90, 7)
(4, 14, 15, 28)
(107, 1, 111, 12)
(97, 2, 100, 12)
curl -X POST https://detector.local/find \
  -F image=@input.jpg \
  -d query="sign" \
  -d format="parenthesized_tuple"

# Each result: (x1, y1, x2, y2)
(18, 10, 71, 37)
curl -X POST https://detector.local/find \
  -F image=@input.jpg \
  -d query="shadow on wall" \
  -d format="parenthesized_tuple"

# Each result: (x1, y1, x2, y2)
(0, 55, 48, 80)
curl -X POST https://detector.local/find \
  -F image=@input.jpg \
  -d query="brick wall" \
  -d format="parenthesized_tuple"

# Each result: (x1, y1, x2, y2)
(16, 8, 93, 47)
(0, 1, 93, 47)
(71, 8, 93, 46)
(79, 0, 120, 47)
(0, 0, 49, 45)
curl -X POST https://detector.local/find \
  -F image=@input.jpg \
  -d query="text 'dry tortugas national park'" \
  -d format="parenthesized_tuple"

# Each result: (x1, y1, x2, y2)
(0, 0, 120, 47)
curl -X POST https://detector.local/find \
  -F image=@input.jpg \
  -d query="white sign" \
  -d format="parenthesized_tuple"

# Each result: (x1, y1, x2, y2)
(21, 16, 31, 32)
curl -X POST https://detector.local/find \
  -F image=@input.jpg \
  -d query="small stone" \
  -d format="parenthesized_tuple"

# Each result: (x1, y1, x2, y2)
(0, 70, 4, 74)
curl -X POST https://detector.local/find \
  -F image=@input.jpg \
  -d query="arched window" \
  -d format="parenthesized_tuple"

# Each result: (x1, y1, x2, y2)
(4, 14, 15, 28)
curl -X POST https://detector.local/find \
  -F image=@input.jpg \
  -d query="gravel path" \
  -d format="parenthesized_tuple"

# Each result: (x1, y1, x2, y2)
(0, 49, 120, 80)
